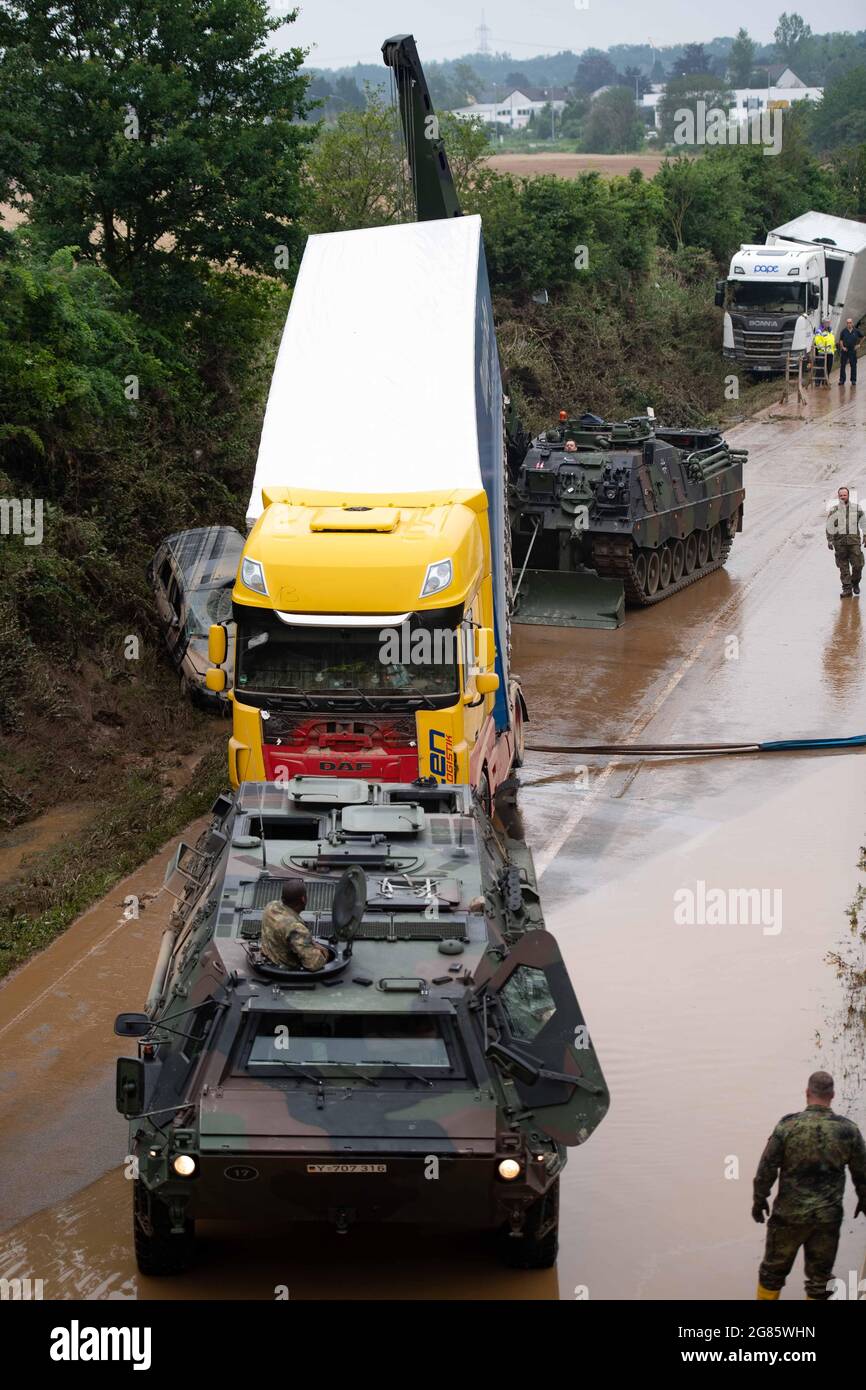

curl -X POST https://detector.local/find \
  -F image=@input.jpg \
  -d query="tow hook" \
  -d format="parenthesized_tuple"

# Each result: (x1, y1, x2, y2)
(333, 1207, 353, 1235)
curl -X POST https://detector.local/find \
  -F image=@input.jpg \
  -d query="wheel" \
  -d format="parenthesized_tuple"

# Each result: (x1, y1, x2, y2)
(708, 523, 722, 563)
(683, 533, 698, 574)
(644, 549, 661, 596)
(659, 545, 673, 589)
(476, 768, 492, 818)
(697, 529, 710, 568)
(133, 1182, 194, 1276)
(496, 1180, 560, 1270)
(632, 549, 648, 591)
(670, 539, 685, 582)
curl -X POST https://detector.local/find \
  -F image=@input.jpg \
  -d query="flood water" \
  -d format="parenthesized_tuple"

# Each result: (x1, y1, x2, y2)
(0, 387, 864, 1299)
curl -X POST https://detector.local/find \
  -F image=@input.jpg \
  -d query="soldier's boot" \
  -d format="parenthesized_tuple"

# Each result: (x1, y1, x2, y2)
(756, 1284, 780, 1300)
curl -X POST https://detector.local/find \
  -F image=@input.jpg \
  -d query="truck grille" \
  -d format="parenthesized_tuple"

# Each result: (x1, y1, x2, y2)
(732, 328, 793, 362)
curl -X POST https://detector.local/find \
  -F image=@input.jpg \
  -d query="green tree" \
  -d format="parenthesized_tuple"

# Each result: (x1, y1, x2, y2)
(729, 29, 756, 87)
(654, 156, 749, 262)
(574, 49, 618, 94)
(774, 13, 812, 67)
(678, 44, 710, 76)
(0, 0, 312, 309)
(558, 96, 590, 139)
(657, 76, 734, 147)
(581, 88, 645, 154)
(809, 66, 866, 152)
(304, 90, 403, 233)
(828, 144, 866, 217)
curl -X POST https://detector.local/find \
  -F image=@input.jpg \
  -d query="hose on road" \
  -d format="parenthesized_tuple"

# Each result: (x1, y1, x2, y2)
(524, 734, 866, 758)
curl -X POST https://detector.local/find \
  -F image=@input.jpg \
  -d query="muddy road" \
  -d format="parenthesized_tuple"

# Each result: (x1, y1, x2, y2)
(0, 387, 864, 1300)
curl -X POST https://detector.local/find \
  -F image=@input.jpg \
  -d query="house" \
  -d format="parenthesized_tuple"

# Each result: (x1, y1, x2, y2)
(451, 88, 568, 131)
(765, 65, 807, 88)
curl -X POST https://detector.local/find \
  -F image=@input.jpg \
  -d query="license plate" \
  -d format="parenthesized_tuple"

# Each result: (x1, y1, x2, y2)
(307, 1163, 387, 1174)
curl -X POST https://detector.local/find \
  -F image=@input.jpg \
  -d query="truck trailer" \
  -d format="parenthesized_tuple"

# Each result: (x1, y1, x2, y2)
(207, 37, 525, 808)
(717, 211, 866, 375)
(207, 214, 524, 807)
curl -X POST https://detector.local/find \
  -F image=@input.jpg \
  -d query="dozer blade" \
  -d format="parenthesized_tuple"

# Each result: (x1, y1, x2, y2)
(513, 569, 625, 629)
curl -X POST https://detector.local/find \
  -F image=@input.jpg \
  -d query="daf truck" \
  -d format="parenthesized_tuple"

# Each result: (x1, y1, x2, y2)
(207, 38, 524, 810)
(717, 211, 866, 374)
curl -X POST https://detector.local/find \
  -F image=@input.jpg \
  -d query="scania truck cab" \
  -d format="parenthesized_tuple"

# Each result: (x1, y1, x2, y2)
(718, 243, 826, 374)
(718, 212, 866, 375)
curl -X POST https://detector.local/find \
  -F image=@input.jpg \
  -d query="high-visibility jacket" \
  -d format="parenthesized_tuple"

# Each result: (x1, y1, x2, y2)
(815, 330, 836, 354)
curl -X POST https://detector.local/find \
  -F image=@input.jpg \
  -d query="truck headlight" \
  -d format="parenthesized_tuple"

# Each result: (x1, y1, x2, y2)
(241, 557, 268, 595)
(172, 1154, 197, 1177)
(498, 1158, 522, 1181)
(420, 559, 452, 598)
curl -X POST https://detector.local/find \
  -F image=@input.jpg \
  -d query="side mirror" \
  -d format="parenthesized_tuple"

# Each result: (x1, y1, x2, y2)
(164, 841, 206, 899)
(116, 1057, 146, 1117)
(714, 280, 726, 308)
(475, 672, 500, 696)
(115, 1012, 152, 1038)
(208, 624, 227, 666)
(206, 668, 227, 693)
(476, 627, 495, 667)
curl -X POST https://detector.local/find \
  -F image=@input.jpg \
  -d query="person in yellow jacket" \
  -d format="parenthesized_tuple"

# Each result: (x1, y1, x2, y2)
(814, 323, 836, 387)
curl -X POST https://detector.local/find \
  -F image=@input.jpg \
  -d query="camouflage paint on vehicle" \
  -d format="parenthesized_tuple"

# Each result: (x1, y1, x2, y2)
(117, 778, 608, 1271)
(510, 413, 746, 625)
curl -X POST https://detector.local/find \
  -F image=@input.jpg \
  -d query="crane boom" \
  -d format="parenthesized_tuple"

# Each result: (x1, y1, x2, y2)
(381, 33, 461, 222)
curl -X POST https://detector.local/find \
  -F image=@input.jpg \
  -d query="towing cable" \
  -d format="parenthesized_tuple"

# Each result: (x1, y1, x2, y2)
(524, 735, 866, 758)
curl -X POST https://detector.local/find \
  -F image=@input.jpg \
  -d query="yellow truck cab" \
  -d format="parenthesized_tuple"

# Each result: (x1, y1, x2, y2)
(209, 216, 525, 808)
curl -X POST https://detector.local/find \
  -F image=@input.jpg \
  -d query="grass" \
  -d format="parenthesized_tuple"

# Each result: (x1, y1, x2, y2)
(0, 743, 227, 978)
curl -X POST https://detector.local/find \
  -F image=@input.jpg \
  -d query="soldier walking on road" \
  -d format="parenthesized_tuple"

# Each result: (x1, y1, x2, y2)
(260, 878, 327, 971)
(826, 486, 865, 597)
(753, 1071, 866, 1300)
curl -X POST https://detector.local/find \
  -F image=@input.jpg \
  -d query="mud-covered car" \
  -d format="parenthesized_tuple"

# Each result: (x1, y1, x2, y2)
(115, 777, 609, 1273)
(148, 526, 243, 707)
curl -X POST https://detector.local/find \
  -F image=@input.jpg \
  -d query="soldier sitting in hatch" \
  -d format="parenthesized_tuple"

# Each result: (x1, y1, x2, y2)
(260, 879, 327, 971)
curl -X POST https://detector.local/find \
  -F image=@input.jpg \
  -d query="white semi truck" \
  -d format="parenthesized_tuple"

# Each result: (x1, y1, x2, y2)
(717, 211, 866, 374)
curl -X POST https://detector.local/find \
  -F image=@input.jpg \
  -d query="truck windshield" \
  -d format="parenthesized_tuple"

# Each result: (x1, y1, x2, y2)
(729, 281, 807, 314)
(245, 1014, 451, 1069)
(235, 611, 460, 697)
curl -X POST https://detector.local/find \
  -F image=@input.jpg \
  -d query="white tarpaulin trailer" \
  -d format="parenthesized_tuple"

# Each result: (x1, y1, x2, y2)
(768, 212, 866, 336)
(247, 213, 511, 733)
(247, 215, 502, 525)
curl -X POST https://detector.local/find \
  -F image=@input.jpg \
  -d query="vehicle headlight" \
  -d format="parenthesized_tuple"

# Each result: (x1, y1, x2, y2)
(498, 1158, 522, 1181)
(172, 1154, 198, 1177)
(420, 559, 452, 598)
(241, 557, 268, 595)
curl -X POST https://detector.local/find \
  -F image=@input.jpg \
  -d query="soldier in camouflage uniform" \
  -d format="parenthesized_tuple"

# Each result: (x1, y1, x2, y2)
(826, 487, 865, 597)
(260, 879, 327, 971)
(752, 1071, 866, 1300)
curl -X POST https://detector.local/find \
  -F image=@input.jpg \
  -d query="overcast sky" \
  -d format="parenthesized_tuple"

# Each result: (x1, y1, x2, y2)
(280, 0, 864, 69)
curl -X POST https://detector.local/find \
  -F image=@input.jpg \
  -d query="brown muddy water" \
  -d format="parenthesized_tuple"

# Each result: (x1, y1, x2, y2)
(0, 803, 94, 884)
(0, 388, 864, 1298)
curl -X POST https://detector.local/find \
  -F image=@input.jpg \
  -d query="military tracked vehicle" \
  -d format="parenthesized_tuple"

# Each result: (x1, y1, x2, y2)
(510, 411, 747, 628)
(115, 777, 608, 1273)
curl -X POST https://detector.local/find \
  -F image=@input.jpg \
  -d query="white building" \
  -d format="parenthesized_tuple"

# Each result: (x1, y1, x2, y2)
(451, 89, 568, 131)
(639, 70, 821, 131)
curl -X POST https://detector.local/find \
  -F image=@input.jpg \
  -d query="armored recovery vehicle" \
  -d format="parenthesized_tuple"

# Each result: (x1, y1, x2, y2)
(115, 777, 608, 1273)
(510, 411, 746, 628)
